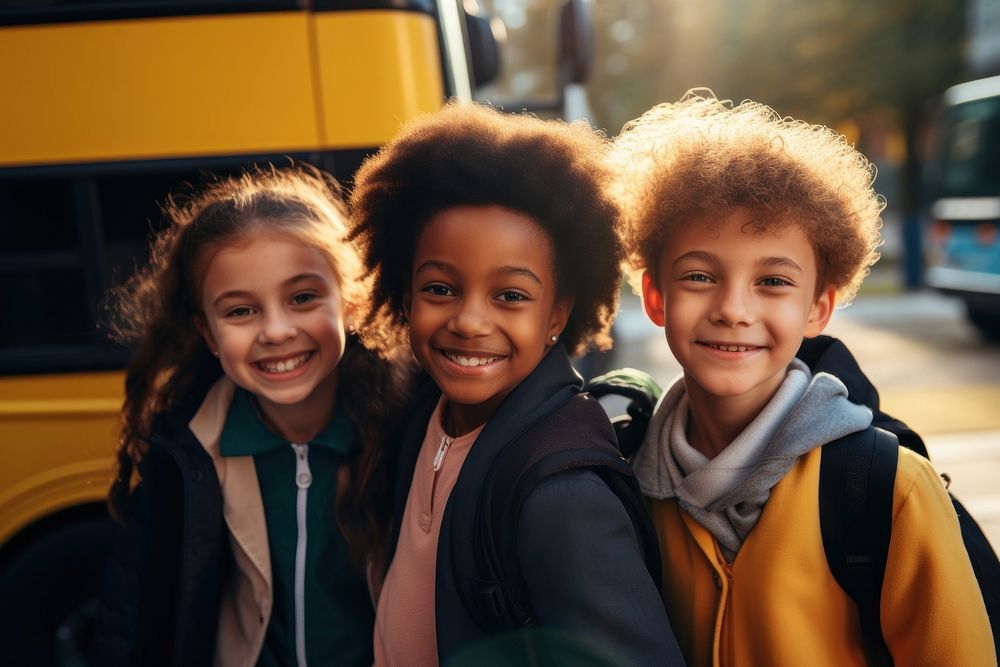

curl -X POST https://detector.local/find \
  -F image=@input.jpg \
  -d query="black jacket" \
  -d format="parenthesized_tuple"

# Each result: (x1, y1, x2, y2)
(386, 346, 685, 666)
(92, 393, 230, 667)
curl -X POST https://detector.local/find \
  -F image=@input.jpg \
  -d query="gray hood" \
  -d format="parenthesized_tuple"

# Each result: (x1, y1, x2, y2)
(633, 358, 872, 561)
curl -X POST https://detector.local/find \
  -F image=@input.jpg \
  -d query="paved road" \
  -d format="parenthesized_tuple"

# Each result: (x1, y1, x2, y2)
(606, 286, 1000, 549)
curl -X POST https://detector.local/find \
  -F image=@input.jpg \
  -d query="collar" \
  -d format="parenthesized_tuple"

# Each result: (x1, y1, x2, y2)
(632, 359, 872, 561)
(219, 389, 359, 458)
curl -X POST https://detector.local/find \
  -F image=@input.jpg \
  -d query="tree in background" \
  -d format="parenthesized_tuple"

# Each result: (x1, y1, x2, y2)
(482, 0, 969, 284)
(695, 0, 968, 286)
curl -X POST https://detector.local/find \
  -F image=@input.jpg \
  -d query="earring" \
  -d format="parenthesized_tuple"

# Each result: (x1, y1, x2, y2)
(550, 335, 558, 343)
(347, 323, 357, 335)
(212, 350, 219, 357)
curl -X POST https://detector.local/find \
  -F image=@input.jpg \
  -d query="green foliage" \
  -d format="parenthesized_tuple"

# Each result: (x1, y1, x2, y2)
(586, 0, 968, 131)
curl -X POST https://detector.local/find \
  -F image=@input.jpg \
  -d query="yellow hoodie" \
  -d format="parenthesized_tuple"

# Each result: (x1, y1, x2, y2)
(648, 445, 996, 666)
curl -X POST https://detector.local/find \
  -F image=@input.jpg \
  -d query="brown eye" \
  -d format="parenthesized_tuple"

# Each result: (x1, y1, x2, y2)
(681, 272, 712, 283)
(225, 306, 255, 318)
(497, 290, 529, 302)
(291, 292, 317, 305)
(759, 277, 791, 287)
(421, 284, 454, 297)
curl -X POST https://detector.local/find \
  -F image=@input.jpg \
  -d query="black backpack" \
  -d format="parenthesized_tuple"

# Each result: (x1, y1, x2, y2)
(469, 339, 999, 660)
(799, 335, 1000, 665)
(467, 390, 662, 632)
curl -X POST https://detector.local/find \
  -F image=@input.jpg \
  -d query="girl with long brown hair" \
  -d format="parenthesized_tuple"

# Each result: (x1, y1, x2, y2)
(93, 164, 411, 667)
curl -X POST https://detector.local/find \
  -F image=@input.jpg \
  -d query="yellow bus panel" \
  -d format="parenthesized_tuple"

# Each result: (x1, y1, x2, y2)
(0, 13, 320, 166)
(312, 10, 446, 148)
(0, 371, 122, 543)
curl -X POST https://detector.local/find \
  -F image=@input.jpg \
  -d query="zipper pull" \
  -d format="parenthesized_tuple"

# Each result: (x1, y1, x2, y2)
(432, 435, 454, 472)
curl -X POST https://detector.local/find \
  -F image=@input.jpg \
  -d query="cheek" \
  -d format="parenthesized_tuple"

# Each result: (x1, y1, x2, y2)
(215, 327, 255, 362)
(210, 325, 236, 352)
(405, 310, 428, 345)
(774, 301, 815, 334)
(664, 294, 697, 327)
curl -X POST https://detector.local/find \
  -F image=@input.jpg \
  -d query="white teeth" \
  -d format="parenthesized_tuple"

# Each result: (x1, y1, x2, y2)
(445, 352, 501, 367)
(258, 353, 309, 373)
(710, 343, 753, 352)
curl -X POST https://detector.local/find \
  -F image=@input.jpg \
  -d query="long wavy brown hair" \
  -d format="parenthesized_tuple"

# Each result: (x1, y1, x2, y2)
(105, 163, 412, 568)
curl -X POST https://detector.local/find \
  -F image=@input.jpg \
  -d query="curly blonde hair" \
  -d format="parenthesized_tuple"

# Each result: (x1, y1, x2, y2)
(609, 92, 884, 305)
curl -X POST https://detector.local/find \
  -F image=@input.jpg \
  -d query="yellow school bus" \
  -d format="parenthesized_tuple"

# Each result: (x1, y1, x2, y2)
(0, 0, 593, 661)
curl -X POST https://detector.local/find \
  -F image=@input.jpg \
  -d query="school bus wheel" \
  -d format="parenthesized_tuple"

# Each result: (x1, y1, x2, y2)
(0, 514, 116, 666)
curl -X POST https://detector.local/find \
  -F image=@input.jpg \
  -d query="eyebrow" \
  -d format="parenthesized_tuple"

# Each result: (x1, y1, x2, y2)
(414, 260, 543, 286)
(672, 250, 715, 267)
(211, 272, 328, 307)
(758, 256, 804, 273)
(496, 266, 543, 285)
(672, 251, 804, 274)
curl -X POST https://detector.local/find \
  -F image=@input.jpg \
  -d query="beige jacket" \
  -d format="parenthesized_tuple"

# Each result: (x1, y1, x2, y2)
(189, 378, 273, 667)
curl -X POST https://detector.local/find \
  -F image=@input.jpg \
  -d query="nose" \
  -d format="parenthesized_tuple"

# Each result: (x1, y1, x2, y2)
(447, 299, 493, 338)
(258, 309, 297, 344)
(711, 284, 754, 328)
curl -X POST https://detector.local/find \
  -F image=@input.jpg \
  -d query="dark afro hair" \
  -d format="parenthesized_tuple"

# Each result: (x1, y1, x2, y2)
(349, 102, 624, 355)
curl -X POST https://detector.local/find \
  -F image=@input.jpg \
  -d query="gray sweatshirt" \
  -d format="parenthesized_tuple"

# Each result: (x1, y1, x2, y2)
(632, 358, 872, 561)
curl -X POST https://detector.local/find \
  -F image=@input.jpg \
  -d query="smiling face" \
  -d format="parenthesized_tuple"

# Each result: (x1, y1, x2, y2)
(642, 207, 835, 417)
(198, 233, 348, 433)
(406, 205, 571, 434)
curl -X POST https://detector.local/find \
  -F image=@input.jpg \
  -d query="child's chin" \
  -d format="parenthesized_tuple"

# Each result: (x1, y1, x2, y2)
(251, 386, 315, 406)
(439, 387, 496, 407)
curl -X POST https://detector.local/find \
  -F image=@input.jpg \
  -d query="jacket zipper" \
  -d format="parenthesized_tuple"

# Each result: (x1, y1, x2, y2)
(425, 435, 454, 522)
(292, 442, 311, 667)
(432, 434, 453, 472)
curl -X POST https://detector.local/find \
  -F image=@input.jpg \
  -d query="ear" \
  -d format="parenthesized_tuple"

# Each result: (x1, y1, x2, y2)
(195, 316, 218, 356)
(804, 286, 836, 338)
(641, 270, 666, 328)
(402, 286, 413, 323)
(547, 294, 574, 341)
(343, 299, 360, 332)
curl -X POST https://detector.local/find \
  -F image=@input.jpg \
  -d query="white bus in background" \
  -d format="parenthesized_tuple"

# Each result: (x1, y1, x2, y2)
(925, 74, 1000, 340)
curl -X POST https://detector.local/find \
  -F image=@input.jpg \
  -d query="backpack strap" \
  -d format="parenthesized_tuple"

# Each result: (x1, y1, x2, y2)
(819, 426, 899, 667)
(950, 496, 1000, 653)
(470, 394, 661, 630)
(584, 367, 662, 458)
(799, 336, 928, 458)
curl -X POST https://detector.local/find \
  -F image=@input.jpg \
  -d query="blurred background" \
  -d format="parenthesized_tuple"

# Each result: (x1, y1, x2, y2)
(474, 0, 1000, 548)
(0, 0, 997, 663)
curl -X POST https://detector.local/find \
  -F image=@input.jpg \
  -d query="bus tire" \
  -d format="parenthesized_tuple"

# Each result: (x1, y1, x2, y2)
(0, 516, 116, 667)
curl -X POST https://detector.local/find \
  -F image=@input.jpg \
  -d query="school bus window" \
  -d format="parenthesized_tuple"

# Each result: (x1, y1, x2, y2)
(0, 167, 225, 374)
(0, 1, 302, 24)
(98, 170, 184, 283)
(1, 270, 90, 344)
(0, 178, 88, 350)
(3, 179, 77, 252)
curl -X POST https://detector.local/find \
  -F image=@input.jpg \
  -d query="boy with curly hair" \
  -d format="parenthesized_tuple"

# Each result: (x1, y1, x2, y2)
(610, 93, 995, 666)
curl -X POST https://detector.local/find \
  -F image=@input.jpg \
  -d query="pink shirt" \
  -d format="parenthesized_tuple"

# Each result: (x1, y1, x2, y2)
(373, 398, 483, 666)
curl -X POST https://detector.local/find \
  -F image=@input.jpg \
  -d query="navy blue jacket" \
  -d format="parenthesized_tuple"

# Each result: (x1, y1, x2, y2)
(386, 346, 685, 666)
(92, 394, 227, 667)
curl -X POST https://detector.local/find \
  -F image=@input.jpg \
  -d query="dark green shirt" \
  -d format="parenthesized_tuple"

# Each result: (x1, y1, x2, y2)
(220, 390, 374, 667)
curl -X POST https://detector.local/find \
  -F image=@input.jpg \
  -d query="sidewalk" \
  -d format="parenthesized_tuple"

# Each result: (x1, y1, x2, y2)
(926, 429, 1000, 549)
